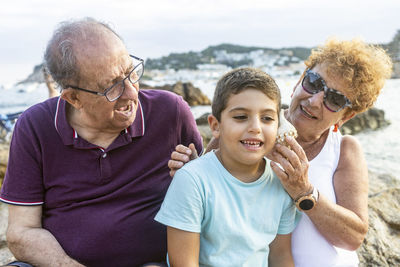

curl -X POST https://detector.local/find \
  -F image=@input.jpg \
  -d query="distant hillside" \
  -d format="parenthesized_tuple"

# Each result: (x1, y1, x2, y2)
(145, 36, 400, 78)
(385, 30, 400, 78)
(16, 30, 400, 85)
(201, 43, 311, 59)
(145, 43, 312, 70)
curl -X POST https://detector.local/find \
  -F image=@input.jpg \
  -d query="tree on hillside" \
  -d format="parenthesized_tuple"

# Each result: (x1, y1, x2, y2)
(388, 30, 400, 61)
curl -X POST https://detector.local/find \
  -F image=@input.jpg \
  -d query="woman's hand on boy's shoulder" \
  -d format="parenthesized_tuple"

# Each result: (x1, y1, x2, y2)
(169, 143, 199, 177)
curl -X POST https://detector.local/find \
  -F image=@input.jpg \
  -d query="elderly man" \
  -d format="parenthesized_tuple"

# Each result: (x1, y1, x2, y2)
(0, 18, 202, 267)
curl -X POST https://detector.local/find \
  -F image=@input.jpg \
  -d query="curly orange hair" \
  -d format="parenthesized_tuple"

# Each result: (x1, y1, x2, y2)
(304, 38, 393, 113)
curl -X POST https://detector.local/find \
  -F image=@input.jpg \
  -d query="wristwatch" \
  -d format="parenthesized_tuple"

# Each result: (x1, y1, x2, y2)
(294, 187, 319, 211)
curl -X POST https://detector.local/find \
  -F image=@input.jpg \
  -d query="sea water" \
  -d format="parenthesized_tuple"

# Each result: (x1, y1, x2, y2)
(356, 79, 400, 176)
(0, 79, 399, 178)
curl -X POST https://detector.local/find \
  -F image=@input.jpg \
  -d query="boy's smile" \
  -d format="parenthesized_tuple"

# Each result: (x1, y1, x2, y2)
(209, 88, 279, 182)
(240, 139, 264, 150)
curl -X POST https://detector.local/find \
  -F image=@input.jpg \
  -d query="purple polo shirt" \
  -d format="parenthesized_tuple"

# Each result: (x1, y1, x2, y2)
(1, 89, 203, 267)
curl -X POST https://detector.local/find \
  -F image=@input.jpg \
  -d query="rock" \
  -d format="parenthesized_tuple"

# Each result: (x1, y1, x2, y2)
(141, 82, 211, 106)
(17, 63, 45, 84)
(392, 61, 400, 79)
(0, 203, 15, 265)
(386, 30, 400, 79)
(0, 143, 9, 189)
(357, 172, 400, 267)
(0, 143, 14, 265)
(177, 82, 211, 106)
(368, 173, 400, 196)
(281, 103, 289, 110)
(195, 112, 210, 125)
(341, 107, 390, 135)
(195, 113, 213, 148)
(197, 124, 212, 148)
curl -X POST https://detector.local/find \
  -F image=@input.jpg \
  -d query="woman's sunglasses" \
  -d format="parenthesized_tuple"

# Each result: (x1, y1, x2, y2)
(302, 69, 352, 112)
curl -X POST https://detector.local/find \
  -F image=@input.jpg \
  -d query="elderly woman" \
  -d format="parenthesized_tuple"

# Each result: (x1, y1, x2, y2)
(168, 38, 392, 267)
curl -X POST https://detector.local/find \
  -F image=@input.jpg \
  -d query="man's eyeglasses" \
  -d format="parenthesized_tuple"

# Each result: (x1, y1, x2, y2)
(302, 69, 352, 112)
(66, 55, 144, 102)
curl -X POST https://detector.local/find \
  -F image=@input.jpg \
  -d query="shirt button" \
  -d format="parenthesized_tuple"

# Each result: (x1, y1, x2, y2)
(102, 153, 107, 158)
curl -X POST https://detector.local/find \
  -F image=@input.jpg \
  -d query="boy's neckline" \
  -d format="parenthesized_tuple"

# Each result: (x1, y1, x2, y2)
(214, 149, 266, 183)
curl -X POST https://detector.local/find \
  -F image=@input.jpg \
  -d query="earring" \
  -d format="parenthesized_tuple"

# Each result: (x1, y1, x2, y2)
(333, 124, 339, 132)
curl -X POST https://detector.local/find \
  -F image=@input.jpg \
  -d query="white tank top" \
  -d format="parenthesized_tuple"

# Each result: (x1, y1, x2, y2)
(292, 127, 359, 267)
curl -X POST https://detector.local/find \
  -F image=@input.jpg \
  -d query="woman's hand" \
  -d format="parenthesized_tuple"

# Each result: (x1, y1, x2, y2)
(270, 136, 313, 199)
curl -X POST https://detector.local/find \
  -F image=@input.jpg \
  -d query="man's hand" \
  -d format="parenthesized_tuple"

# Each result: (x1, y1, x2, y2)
(168, 143, 198, 177)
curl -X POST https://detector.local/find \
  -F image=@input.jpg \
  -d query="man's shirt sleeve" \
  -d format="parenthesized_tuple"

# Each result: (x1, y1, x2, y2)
(1, 112, 44, 205)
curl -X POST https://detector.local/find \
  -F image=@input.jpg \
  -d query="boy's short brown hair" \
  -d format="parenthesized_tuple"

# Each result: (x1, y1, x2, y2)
(212, 67, 281, 121)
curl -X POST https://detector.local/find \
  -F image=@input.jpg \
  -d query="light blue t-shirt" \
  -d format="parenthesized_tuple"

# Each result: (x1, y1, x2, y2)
(155, 151, 297, 267)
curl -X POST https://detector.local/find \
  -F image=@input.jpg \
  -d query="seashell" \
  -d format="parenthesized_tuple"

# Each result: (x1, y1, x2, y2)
(276, 109, 298, 148)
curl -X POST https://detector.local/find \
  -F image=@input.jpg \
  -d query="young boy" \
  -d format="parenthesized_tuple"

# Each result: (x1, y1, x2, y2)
(155, 68, 297, 267)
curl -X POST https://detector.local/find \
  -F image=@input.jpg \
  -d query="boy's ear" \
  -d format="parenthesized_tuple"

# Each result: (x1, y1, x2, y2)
(208, 114, 220, 139)
(61, 89, 83, 109)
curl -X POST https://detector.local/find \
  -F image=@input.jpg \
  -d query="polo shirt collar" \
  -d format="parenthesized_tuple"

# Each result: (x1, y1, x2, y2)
(54, 97, 145, 147)
(54, 97, 76, 146)
(126, 98, 145, 138)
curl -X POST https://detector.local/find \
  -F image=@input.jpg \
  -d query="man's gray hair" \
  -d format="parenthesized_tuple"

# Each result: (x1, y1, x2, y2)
(44, 17, 122, 88)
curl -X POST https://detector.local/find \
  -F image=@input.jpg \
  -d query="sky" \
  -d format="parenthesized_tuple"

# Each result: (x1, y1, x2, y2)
(1, 0, 400, 85)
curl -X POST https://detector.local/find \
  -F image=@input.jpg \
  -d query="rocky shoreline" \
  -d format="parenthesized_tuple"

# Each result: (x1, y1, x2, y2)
(0, 201, 14, 264)
(359, 172, 400, 266)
